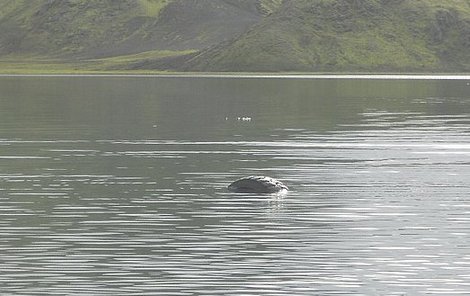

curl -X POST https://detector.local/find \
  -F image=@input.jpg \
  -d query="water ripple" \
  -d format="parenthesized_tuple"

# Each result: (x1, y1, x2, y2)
(1, 108, 470, 294)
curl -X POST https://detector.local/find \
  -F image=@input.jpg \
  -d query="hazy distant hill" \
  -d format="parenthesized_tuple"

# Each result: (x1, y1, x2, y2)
(0, 0, 468, 72)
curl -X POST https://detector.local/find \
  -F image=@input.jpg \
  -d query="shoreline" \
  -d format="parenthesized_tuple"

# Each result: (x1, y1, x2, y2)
(0, 72, 469, 80)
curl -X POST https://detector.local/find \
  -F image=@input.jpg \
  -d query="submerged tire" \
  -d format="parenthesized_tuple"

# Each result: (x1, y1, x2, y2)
(228, 176, 288, 193)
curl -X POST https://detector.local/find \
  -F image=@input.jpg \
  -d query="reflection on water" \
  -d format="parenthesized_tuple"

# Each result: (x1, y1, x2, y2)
(0, 77, 470, 295)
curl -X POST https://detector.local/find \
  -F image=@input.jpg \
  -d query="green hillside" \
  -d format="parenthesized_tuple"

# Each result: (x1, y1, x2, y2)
(184, 0, 470, 72)
(0, 0, 264, 56)
(0, 0, 468, 73)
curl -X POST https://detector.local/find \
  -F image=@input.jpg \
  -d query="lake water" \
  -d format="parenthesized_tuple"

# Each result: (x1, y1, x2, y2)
(0, 76, 469, 295)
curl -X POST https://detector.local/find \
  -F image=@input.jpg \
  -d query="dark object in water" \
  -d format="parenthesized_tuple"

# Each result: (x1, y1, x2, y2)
(228, 176, 288, 193)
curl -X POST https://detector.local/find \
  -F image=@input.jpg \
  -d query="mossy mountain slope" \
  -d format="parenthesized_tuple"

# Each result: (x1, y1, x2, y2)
(184, 0, 470, 72)
(0, 0, 468, 72)
(0, 0, 267, 58)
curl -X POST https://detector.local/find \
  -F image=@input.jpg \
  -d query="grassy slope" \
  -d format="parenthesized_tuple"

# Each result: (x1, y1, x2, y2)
(0, 0, 264, 73)
(0, 0, 162, 57)
(185, 0, 470, 72)
(139, 0, 173, 17)
(0, 0, 468, 73)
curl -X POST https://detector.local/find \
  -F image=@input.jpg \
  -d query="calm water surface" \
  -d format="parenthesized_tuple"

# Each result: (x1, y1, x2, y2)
(1, 76, 470, 295)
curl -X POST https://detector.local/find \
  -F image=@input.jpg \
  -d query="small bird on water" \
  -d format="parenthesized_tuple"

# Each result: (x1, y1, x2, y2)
(228, 176, 288, 193)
